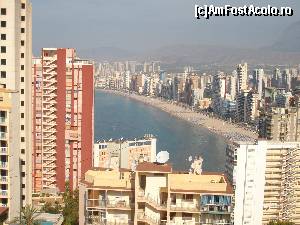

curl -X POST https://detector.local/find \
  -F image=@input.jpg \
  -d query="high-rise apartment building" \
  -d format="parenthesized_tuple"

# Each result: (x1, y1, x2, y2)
(236, 90, 259, 123)
(0, 0, 32, 220)
(32, 48, 94, 192)
(258, 107, 300, 141)
(79, 162, 233, 225)
(226, 140, 300, 225)
(253, 69, 264, 100)
(236, 63, 248, 94)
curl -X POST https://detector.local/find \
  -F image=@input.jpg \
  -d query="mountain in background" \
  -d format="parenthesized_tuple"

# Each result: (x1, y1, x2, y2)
(79, 20, 300, 66)
(79, 46, 138, 61)
(267, 20, 300, 52)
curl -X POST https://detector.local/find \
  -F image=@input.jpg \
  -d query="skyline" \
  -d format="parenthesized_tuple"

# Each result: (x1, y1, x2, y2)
(31, 0, 300, 57)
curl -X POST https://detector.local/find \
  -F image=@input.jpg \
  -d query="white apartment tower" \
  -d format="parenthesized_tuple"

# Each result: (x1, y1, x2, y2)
(226, 140, 300, 225)
(0, 0, 32, 220)
(236, 63, 248, 94)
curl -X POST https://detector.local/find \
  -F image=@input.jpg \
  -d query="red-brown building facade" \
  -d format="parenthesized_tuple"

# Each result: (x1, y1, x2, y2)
(33, 48, 94, 192)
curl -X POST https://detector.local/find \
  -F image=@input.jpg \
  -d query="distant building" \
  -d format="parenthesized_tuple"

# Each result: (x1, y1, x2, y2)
(93, 135, 156, 169)
(226, 140, 300, 225)
(79, 162, 233, 225)
(236, 63, 248, 93)
(236, 90, 259, 123)
(32, 48, 94, 192)
(258, 107, 300, 141)
(253, 69, 264, 100)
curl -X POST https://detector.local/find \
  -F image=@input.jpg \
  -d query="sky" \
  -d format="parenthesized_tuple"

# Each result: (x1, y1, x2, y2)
(31, 0, 300, 55)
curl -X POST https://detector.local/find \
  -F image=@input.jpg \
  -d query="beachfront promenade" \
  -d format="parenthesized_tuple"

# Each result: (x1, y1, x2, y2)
(100, 89, 258, 141)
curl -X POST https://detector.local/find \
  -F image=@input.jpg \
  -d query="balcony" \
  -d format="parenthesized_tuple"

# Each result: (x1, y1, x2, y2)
(169, 221, 198, 225)
(0, 162, 8, 169)
(137, 212, 163, 225)
(200, 220, 231, 225)
(143, 193, 167, 210)
(86, 216, 133, 225)
(0, 176, 8, 183)
(0, 190, 8, 197)
(0, 147, 7, 155)
(170, 202, 200, 213)
(0, 117, 6, 124)
(87, 199, 133, 210)
(201, 205, 231, 214)
(0, 132, 6, 140)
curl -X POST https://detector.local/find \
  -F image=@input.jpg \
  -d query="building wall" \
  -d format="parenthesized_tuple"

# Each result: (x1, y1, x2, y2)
(32, 48, 94, 192)
(0, 0, 32, 220)
(226, 141, 300, 225)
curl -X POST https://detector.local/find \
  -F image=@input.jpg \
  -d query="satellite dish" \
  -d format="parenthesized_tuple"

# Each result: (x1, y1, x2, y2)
(144, 156, 149, 162)
(156, 151, 169, 164)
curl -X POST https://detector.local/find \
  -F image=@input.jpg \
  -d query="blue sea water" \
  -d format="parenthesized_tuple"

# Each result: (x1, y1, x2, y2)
(94, 90, 227, 172)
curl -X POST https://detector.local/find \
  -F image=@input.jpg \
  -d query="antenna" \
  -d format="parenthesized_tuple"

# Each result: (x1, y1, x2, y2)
(143, 156, 149, 162)
(131, 160, 137, 171)
(156, 151, 169, 164)
(190, 155, 203, 175)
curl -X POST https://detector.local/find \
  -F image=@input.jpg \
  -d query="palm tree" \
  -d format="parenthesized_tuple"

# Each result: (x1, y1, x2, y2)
(12, 205, 41, 225)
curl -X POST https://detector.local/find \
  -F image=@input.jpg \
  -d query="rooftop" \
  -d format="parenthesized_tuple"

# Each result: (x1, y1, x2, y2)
(136, 162, 172, 173)
(84, 168, 134, 190)
(169, 172, 233, 194)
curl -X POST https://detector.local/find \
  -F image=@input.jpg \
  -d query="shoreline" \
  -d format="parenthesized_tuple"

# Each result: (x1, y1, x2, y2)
(97, 88, 258, 142)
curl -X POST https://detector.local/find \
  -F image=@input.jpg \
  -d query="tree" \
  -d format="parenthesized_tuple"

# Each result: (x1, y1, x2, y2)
(12, 204, 41, 225)
(268, 221, 295, 225)
(41, 201, 62, 214)
(62, 182, 79, 225)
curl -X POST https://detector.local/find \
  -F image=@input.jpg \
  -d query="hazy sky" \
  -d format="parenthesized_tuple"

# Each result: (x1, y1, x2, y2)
(31, 0, 300, 55)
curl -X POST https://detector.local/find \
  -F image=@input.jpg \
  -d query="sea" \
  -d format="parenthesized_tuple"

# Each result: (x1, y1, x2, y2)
(94, 90, 227, 172)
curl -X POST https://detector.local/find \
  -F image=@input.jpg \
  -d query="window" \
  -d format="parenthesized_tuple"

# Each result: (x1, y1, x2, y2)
(182, 213, 192, 221)
(21, 28, 25, 33)
(0, 34, 5, 40)
(0, 71, 5, 78)
(21, 16, 25, 21)
(22, 195, 25, 200)
(21, 40, 25, 46)
(21, 101, 24, 106)
(21, 172, 25, 177)
(21, 77, 24, 82)
(183, 194, 193, 201)
(21, 89, 24, 94)
(21, 53, 24, 58)
(21, 113, 24, 118)
(21, 149, 25, 154)
(1, 59, 6, 65)
(1, 21, 6, 27)
(21, 125, 24, 130)
(0, 9, 6, 15)
(21, 65, 24, 70)
(1, 46, 6, 53)
(21, 160, 25, 165)
(21, 137, 25, 142)
(21, 3, 26, 9)
(22, 184, 25, 188)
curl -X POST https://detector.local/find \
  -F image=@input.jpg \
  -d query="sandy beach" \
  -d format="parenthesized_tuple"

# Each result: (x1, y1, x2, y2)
(99, 89, 258, 142)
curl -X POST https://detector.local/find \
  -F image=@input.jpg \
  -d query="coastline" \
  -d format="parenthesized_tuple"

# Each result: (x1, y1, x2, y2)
(97, 88, 258, 142)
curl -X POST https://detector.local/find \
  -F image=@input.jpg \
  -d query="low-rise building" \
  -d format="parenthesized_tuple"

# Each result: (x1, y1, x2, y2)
(93, 135, 156, 169)
(79, 162, 233, 225)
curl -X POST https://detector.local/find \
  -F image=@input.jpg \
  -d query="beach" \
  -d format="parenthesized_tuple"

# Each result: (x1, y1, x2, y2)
(98, 89, 258, 141)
